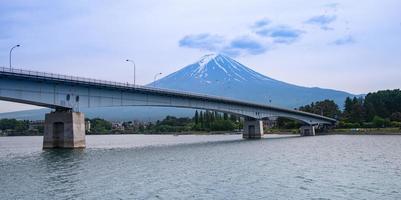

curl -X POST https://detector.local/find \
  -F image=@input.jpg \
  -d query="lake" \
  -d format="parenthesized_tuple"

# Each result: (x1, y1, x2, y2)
(1, 134, 401, 199)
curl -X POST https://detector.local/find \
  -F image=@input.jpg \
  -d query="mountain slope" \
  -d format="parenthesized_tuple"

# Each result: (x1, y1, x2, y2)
(151, 54, 355, 109)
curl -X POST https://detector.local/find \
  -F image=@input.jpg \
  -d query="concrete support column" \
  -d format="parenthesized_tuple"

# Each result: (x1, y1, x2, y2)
(243, 119, 264, 139)
(300, 125, 316, 136)
(43, 111, 86, 149)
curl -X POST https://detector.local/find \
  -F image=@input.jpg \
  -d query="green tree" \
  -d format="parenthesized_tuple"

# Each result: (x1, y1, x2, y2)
(0, 119, 19, 130)
(199, 111, 204, 128)
(351, 97, 365, 123)
(276, 117, 302, 129)
(15, 121, 29, 132)
(90, 118, 112, 133)
(223, 113, 229, 120)
(0, 119, 29, 132)
(151, 116, 193, 132)
(372, 116, 386, 128)
(210, 119, 235, 131)
(299, 99, 341, 118)
(390, 112, 401, 122)
(230, 114, 237, 122)
(192, 111, 238, 131)
(343, 97, 353, 115)
(364, 89, 401, 121)
(194, 110, 199, 124)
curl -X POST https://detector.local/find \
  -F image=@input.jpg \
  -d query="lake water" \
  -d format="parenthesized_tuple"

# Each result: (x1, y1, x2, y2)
(1, 134, 401, 199)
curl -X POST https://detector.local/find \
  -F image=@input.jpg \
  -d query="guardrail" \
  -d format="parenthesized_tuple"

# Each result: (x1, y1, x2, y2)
(0, 66, 136, 88)
(0, 66, 214, 98)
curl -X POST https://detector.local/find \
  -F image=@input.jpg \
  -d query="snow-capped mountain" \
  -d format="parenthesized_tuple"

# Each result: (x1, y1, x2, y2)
(151, 54, 355, 109)
(176, 54, 275, 83)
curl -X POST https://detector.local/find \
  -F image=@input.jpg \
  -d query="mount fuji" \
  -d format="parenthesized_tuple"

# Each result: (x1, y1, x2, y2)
(151, 54, 355, 109)
(0, 54, 356, 121)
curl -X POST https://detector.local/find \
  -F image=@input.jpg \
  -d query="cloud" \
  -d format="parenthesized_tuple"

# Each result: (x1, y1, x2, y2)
(325, 3, 339, 9)
(223, 37, 267, 56)
(255, 25, 303, 44)
(305, 15, 337, 30)
(220, 48, 241, 57)
(332, 35, 356, 45)
(251, 18, 271, 28)
(179, 18, 304, 57)
(179, 33, 225, 51)
(178, 33, 268, 57)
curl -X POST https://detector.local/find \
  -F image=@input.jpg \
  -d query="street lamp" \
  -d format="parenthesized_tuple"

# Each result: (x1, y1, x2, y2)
(153, 72, 162, 87)
(9, 44, 21, 69)
(125, 59, 136, 86)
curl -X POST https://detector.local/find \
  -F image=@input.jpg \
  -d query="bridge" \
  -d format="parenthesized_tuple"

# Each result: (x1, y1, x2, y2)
(0, 67, 336, 148)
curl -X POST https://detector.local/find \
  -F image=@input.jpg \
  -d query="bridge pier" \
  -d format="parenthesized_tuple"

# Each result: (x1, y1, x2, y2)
(43, 110, 86, 149)
(300, 125, 316, 136)
(243, 119, 264, 139)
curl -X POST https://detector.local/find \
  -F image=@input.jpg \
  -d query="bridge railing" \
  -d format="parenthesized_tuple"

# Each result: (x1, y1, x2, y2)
(0, 66, 227, 101)
(0, 66, 136, 87)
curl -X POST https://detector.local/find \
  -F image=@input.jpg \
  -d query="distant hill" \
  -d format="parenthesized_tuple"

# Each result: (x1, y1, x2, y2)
(0, 54, 357, 121)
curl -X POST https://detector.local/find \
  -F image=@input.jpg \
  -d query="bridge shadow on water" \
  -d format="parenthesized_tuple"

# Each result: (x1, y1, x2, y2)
(34, 134, 310, 199)
(40, 134, 306, 154)
(138, 134, 305, 150)
(35, 135, 307, 177)
(37, 134, 307, 170)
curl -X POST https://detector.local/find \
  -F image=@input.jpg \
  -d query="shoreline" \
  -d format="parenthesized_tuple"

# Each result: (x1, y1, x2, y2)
(325, 131, 401, 135)
(327, 127, 401, 135)
(2, 127, 401, 137)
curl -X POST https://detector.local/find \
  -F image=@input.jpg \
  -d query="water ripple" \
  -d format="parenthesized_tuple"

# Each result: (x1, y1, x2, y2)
(1, 134, 401, 199)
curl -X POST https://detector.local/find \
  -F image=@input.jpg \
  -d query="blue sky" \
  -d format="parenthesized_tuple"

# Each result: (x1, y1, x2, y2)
(0, 0, 401, 112)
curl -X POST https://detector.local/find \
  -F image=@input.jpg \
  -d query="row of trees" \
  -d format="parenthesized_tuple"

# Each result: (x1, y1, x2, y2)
(87, 111, 243, 134)
(148, 111, 242, 133)
(192, 110, 241, 131)
(344, 89, 401, 122)
(0, 119, 42, 136)
(0, 119, 29, 132)
(298, 99, 341, 119)
(298, 89, 401, 128)
(151, 116, 193, 132)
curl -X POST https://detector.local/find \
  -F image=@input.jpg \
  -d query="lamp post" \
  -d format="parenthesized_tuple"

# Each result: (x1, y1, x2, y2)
(125, 59, 136, 86)
(153, 72, 162, 87)
(9, 44, 21, 69)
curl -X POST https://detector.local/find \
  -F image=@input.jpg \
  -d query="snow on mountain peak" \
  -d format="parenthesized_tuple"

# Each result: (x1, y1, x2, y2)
(156, 53, 276, 85)
(189, 54, 275, 82)
(192, 54, 218, 77)
(198, 54, 219, 65)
